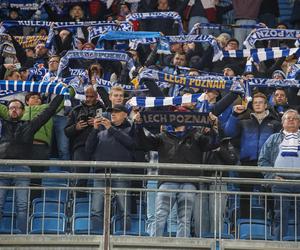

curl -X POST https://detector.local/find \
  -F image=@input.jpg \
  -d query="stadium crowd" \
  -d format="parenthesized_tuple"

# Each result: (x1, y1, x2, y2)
(0, 0, 299, 240)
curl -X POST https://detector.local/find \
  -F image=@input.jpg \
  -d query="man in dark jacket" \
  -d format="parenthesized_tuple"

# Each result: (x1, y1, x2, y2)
(65, 86, 105, 186)
(0, 94, 63, 234)
(134, 108, 219, 237)
(85, 104, 136, 233)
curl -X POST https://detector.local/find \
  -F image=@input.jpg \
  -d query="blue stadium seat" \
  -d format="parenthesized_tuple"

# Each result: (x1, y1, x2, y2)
(32, 198, 66, 215)
(229, 206, 266, 221)
(237, 219, 273, 240)
(42, 189, 69, 203)
(29, 213, 67, 234)
(72, 215, 102, 235)
(112, 214, 148, 236)
(282, 220, 300, 241)
(200, 220, 233, 239)
(41, 172, 69, 202)
(74, 198, 91, 216)
(0, 213, 21, 234)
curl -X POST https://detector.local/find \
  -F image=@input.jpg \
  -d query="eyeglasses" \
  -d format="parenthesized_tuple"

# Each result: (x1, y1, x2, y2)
(9, 106, 22, 110)
(49, 60, 59, 64)
(285, 117, 299, 121)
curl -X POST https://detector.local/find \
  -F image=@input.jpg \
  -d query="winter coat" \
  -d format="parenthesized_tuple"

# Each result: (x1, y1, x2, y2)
(224, 111, 282, 162)
(85, 120, 136, 173)
(0, 95, 63, 159)
(64, 101, 105, 151)
(137, 126, 219, 178)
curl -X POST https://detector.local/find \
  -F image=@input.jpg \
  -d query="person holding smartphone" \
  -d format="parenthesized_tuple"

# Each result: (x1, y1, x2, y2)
(64, 86, 105, 186)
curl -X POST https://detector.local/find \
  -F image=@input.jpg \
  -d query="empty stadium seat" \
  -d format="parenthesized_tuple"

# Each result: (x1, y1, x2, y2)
(200, 220, 233, 239)
(112, 214, 148, 236)
(73, 197, 92, 216)
(72, 215, 102, 235)
(282, 220, 300, 241)
(229, 206, 267, 221)
(41, 173, 69, 202)
(32, 198, 66, 215)
(237, 219, 273, 240)
(29, 213, 67, 234)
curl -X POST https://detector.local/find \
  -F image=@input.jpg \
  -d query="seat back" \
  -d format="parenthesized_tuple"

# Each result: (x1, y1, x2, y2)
(32, 198, 66, 215)
(112, 214, 148, 236)
(72, 215, 102, 235)
(30, 213, 67, 234)
(238, 219, 272, 240)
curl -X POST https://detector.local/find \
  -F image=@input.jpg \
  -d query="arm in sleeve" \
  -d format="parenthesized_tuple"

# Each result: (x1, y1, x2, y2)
(85, 128, 99, 156)
(29, 95, 64, 134)
(0, 103, 9, 119)
(211, 92, 239, 116)
(64, 110, 79, 138)
(107, 126, 136, 150)
(136, 126, 162, 151)
(223, 113, 241, 138)
(8, 33, 27, 66)
(258, 134, 276, 179)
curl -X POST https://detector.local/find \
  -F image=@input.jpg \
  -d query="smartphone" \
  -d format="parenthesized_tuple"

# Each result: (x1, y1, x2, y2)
(95, 109, 103, 118)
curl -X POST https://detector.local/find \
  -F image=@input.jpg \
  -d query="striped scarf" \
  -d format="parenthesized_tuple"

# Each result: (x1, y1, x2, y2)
(281, 131, 300, 157)
(0, 80, 71, 106)
(126, 11, 184, 34)
(219, 47, 300, 63)
(244, 28, 300, 49)
(127, 94, 202, 108)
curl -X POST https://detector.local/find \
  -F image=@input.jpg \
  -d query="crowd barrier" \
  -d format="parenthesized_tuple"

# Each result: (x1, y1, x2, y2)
(0, 160, 300, 250)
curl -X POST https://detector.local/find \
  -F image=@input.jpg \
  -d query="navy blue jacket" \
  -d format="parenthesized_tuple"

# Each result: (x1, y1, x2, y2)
(85, 120, 136, 173)
(224, 111, 282, 162)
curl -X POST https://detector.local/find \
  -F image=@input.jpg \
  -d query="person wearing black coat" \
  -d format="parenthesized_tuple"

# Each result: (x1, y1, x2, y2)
(65, 86, 105, 187)
(0, 94, 63, 234)
(85, 104, 136, 233)
(134, 109, 219, 237)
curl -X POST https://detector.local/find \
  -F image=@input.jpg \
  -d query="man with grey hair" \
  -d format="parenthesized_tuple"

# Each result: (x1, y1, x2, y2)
(259, 109, 300, 241)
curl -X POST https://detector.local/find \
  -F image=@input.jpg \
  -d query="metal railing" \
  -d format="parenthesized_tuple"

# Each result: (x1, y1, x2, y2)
(0, 160, 300, 249)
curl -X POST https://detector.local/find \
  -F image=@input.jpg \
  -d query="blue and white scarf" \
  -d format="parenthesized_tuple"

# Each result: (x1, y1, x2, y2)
(281, 131, 300, 157)
(219, 47, 300, 63)
(127, 93, 202, 108)
(129, 34, 221, 61)
(244, 28, 300, 49)
(0, 80, 70, 105)
(88, 21, 133, 42)
(57, 50, 135, 77)
(189, 22, 264, 34)
(138, 68, 244, 92)
(2, 20, 124, 29)
(97, 31, 161, 48)
(126, 11, 184, 34)
(28, 63, 48, 82)
(248, 78, 300, 88)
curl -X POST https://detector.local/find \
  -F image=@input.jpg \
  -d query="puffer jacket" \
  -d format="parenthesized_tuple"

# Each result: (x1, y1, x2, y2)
(0, 95, 63, 159)
(224, 111, 282, 162)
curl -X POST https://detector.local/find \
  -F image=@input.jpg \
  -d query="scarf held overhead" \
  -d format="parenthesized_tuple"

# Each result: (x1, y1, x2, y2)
(140, 111, 211, 127)
(56, 50, 135, 77)
(244, 28, 300, 49)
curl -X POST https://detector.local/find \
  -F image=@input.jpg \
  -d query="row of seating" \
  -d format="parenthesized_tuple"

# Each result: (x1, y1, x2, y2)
(1, 174, 299, 239)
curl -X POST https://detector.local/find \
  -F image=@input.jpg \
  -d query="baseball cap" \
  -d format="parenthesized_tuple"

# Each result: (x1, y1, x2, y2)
(107, 104, 128, 113)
